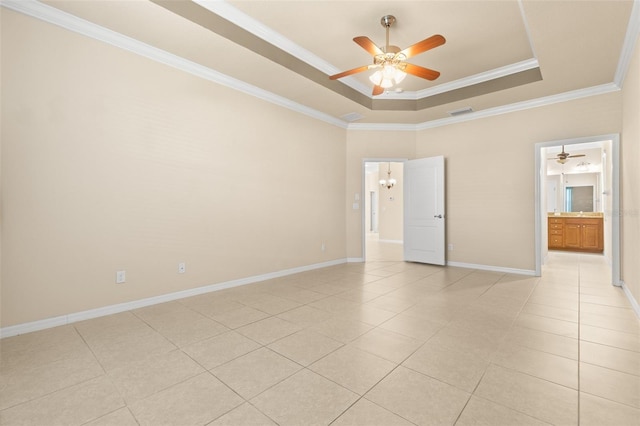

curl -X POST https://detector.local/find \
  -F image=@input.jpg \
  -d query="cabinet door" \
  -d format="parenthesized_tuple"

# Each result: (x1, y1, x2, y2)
(549, 233, 564, 248)
(564, 223, 582, 248)
(582, 223, 601, 250)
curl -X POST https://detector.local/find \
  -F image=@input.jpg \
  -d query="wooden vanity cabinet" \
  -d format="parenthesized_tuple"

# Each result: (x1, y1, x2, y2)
(548, 216, 603, 252)
(548, 217, 564, 248)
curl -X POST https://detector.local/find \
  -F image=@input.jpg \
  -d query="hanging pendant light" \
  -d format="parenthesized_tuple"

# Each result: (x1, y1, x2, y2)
(379, 162, 397, 189)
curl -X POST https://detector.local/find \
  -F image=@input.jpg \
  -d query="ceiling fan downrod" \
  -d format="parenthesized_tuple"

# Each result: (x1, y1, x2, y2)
(380, 15, 396, 52)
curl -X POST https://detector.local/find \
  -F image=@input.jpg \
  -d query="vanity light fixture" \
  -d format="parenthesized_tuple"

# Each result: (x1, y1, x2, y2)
(575, 161, 591, 171)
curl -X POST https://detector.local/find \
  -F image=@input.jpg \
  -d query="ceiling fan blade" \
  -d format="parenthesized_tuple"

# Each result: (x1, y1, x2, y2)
(329, 65, 372, 80)
(372, 85, 384, 96)
(399, 34, 445, 59)
(404, 63, 441, 80)
(568, 154, 586, 158)
(353, 36, 384, 56)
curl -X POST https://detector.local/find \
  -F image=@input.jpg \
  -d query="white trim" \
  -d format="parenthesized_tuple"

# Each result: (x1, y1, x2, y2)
(347, 257, 365, 263)
(0, 0, 348, 129)
(195, 0, 540, 101)
(621, 281, 640, 318)
(614, 0, 640, 88)
(350, 83, 621, 132)
(518, 0, 538, 59)
(192, 0, 372, 97)
(376, 59, 539, 101)
(414, 59, 540, 99)
(349, 123, 418, 132)
(534, 134, 621, 285)
(447, 261, 536, 276)
(0, 258, 347, 339)
(2, 1, 631, 132)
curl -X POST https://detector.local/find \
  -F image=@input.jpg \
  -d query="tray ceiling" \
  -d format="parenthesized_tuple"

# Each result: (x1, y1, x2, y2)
(7, 0, 637, 128)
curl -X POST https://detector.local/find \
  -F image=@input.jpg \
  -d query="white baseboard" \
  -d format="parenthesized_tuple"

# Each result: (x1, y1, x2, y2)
(446, 261, 537, 276)
(347, 257, 365, 263)
(620, 281, 640, 318)
(0, 258, 348, 339)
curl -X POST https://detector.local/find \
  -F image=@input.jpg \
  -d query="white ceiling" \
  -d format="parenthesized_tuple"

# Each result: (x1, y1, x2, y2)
(5, 0, 638, 128)
(546, 143, 604, 176)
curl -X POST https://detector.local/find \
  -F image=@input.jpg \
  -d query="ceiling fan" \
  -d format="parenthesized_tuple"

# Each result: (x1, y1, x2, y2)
(548, 146, 586, 164)
(329, 15, 445, 96)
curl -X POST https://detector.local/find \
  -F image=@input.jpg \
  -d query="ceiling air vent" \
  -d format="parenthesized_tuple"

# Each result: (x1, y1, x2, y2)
(448, 107, 474, 117)
(340, 112, 364, 122)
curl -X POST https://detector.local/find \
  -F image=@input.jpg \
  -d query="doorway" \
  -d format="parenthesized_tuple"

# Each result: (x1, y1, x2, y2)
(535, 134, 620, 285)
(363, 160, 406, 262)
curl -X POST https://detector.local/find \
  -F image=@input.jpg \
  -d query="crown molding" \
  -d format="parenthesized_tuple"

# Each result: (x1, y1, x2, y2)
(349, 83, 621, 131)
(0, 0, 349, 129)
(614, 0, 640, 88)
(0, 0, 630, 132)
(193, 0, 541, 102)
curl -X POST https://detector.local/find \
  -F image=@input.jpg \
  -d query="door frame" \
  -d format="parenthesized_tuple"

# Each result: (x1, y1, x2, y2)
(534, 134, 620, 285)
(361, 158, 408, 262)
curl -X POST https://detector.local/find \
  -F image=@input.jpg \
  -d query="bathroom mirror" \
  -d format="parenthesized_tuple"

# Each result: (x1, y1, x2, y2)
(565, 185, 594, 212)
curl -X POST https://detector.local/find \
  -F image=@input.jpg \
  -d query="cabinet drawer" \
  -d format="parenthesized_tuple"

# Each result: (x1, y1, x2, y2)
(549, 218, 563, 224)
(549, 229, 563, 235)
(549, 224, 563, 230)
(549, 236, 564, 246)
(565, 218, 601, 225)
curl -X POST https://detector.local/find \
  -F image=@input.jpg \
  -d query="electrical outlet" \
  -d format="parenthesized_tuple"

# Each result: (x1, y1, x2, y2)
(116, 270, 126, 284)
(321, 242, 326, 252)
(178, 262, 186, 274)
(448, 244, 454, 251)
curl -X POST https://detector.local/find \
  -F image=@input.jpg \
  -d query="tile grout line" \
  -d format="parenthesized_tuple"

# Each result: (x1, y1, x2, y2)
(577, 255, 582, 425)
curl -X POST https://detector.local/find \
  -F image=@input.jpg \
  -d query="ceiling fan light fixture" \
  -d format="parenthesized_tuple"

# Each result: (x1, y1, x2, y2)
(369, 65, 406, 88)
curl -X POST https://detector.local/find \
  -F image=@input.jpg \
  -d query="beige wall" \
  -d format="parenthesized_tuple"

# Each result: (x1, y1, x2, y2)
(414, 93, 622, 271)
(345, 132, 415, 259)
(621, 36, 640, 304)
(378, 162, 404, 241)
(1, 11, 347, 327)
(2, 9, 637, 330)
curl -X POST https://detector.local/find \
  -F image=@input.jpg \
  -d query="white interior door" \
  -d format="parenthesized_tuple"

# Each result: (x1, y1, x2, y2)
(403, 156, 445, 265)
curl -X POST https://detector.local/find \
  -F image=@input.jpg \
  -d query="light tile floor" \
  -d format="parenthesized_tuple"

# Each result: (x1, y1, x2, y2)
(1, 251, 639, 425)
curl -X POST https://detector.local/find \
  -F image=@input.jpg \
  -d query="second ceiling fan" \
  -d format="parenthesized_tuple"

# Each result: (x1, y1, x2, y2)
(330, 15, 445, 96)
(549, 146, 586, 164)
